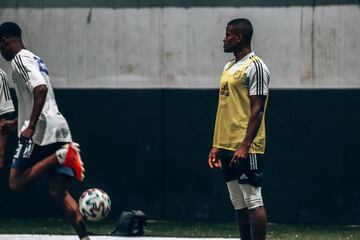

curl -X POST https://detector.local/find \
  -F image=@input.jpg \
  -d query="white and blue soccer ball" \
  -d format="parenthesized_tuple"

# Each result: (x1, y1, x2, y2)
(79, 188, 111, 221)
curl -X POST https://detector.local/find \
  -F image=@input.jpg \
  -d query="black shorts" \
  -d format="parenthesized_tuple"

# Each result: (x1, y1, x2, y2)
(11, 141, 74, 178)
(218, 149, 264, 187)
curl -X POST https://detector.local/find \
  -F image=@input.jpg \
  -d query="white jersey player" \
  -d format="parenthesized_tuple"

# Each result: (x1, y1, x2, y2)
(0, 22, 90, 240)
(0, 68, 15, 167)
(11, 49, 72, 145)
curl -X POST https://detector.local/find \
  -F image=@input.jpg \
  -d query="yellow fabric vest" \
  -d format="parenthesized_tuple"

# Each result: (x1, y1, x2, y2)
(213, 56, 267, 153)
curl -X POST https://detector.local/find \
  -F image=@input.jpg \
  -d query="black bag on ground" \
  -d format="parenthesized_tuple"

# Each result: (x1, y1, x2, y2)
(111, 210, 147, 236)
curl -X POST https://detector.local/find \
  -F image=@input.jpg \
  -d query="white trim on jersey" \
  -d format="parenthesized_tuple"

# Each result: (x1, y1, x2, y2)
(0, 69, 15, 116)
(13, 53, 47, 92)
(222, 52, 270, 97)
(248, 55, 270, 96)
(13, 55, 30, 83)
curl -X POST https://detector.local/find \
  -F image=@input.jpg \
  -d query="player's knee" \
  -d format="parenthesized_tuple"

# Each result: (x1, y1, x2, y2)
(244, 195, 263, 210)
(230, 196, 247, 210)
(240, 185, 264, 209)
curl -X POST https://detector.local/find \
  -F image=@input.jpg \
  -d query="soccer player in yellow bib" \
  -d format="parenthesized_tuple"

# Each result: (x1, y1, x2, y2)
(208, 19, 269, 240)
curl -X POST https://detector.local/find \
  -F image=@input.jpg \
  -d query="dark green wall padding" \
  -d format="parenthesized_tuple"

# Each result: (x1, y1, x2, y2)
(0, 89, 359, 224)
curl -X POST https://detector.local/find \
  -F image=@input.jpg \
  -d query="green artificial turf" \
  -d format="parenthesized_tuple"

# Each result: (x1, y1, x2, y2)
(0, 219, 360, 240)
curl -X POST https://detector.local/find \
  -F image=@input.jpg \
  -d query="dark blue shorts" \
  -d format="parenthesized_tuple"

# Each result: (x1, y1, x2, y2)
(11, 141, 75, 178)
(218, 149, 264, 187)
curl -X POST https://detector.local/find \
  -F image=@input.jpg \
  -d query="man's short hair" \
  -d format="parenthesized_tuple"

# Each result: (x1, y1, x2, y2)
(0, 22, 22, 38)
(227, 18, 253, 43)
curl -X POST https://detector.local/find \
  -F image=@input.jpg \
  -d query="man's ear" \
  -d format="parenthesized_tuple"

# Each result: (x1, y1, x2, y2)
(236, 34, 243, 42)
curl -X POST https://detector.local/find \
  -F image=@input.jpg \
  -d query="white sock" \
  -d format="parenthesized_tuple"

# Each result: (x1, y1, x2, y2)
(80, 236, 90, 240)
(55, 145, 68, 164)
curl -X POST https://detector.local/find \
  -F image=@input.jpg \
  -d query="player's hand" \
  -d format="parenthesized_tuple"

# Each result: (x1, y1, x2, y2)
(208, 147, 221, 169)
(230, 144, 249, 167)
(20, 126, 35, 144)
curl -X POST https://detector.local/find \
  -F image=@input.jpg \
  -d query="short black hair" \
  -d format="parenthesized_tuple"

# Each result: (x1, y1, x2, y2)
(227, 18, 253, 43)
(0, 22, 22, 38)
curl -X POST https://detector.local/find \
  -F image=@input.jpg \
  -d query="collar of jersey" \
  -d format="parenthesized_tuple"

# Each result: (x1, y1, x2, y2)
(225, 51, 255, 74)
(12, 49, 28, 61)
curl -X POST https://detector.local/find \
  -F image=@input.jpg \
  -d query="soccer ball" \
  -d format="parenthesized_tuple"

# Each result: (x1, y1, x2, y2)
(79, 188, 111, 221)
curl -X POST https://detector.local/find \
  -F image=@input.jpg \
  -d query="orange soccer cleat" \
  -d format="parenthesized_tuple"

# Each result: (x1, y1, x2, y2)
(56, 142, 85, 181)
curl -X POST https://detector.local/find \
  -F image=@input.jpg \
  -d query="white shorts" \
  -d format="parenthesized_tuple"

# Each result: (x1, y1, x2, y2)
(226, 180, 264, 210)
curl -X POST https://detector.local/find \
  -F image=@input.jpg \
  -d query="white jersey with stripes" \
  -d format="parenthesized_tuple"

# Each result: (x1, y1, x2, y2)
(0, 68, 15, 116)
(223, 51, 270, 96)
(11, 49, 72, 146)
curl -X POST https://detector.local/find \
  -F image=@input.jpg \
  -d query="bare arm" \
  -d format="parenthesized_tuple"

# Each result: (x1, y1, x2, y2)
(242, 95, 267, 148)
(29, 84, 47, 129)
(20, 84, 48, 144)
(230, 95, 267, 165)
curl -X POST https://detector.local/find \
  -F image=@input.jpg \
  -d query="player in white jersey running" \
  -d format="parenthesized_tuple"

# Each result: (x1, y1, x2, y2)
(0, 68, 16, 167)
(0, 22, 90, 240)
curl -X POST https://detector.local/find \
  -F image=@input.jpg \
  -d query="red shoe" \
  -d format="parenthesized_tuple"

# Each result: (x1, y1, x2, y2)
(60, 142, 85, 181)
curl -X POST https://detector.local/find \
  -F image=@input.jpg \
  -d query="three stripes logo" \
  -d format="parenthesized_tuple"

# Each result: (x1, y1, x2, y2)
(239, 173, 248, 180)
(14, 55, 30, 83)
(250, 56, 266, 95)
(249, 153, 258, 170)
(0, 72, 12, 101)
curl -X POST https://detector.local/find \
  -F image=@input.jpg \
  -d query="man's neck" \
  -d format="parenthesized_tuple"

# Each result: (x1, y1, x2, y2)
(234, 47, 252, 62)
(10, 40, 25, 58)
(12, 45, 24, 56)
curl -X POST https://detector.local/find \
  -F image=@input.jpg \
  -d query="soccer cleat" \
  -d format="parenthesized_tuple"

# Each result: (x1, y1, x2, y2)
(56, 142, 85, 181)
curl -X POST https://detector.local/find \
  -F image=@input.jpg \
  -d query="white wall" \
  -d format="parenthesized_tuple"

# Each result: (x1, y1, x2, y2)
(0, 5, 359, 89)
